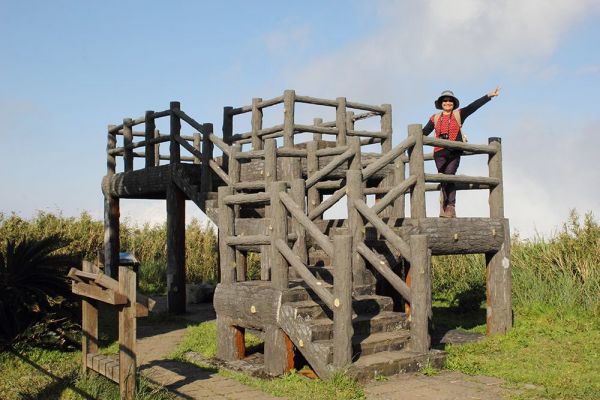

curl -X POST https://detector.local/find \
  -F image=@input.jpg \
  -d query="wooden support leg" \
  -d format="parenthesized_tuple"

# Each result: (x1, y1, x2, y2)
(81, 261, 98, 375)
(216, 317, 245, 361)
(167, 183, 186, 314)
(486, 219, 512, 335)
(264, 325, 294, 376)
(119, 267, 137, 400)
(409, 235, 431, 353)
(103, 195, 120, 279)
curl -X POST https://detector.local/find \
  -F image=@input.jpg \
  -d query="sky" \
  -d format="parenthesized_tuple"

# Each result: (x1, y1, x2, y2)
(1, 0, 599, 238)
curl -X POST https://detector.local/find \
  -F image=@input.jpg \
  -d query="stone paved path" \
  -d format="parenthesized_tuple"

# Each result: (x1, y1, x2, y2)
(136, 302, 515, 400)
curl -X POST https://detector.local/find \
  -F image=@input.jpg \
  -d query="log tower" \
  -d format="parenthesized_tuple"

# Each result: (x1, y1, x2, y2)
(102, 91, 511, 379)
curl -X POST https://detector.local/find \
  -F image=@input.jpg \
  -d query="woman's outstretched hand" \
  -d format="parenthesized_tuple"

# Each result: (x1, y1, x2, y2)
(488, 86, 501, 97)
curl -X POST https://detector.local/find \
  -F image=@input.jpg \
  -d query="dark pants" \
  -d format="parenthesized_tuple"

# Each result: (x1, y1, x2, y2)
(434, 151, 460, 208)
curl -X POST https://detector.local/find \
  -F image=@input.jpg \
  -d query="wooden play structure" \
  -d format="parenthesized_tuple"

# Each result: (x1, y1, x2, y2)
(68, 261, 155, 399)
(98, 90, 511, 380)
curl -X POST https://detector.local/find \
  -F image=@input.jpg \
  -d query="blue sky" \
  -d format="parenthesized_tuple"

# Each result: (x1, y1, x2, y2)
(1, 0, 599, 237)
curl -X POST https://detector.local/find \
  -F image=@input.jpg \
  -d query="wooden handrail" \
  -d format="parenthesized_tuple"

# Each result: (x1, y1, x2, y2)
(357, 243, 411, 302)
(305, 147, 355, 189)
(108, 109, 170, 134)
(422, 136, 497, 154)
(308, 184, 346, 220)
(424, 173, 500, 186)
(279, 191, 334, 256)
(370, 175, 417, 215)
(362, 135, 416, 180)
(223, 192, 270, 206)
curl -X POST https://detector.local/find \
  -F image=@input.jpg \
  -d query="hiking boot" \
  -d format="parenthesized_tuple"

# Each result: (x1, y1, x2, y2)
(445, 205, 456, 218)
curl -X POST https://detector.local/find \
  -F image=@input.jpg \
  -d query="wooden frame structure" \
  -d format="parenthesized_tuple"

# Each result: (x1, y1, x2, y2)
(101, 90, 511, 379)
(69, 261, 155, 399)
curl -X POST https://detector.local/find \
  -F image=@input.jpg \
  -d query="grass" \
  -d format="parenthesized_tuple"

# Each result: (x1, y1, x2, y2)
(0, 344, 174, 400)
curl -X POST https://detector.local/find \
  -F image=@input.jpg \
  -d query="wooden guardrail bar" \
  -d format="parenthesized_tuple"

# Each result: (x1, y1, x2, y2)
(279, 191, 334, 256)
(362, 135, 416, 180)
(370, 175, 417, 215)
(422, 136, 497, 154)
(346, 129, 387, 139)
(424, 174, 500, 186)
(357, 243, 411, 302)
(305, 147, 355, 189)
(108, 109, 170, 134)
(308, 184, 346, 220)
(226, 234, 271, 246)
(223, 192, 271, 206)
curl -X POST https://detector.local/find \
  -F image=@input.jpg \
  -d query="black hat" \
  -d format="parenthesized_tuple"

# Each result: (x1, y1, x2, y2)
(435, 90, 460, 110)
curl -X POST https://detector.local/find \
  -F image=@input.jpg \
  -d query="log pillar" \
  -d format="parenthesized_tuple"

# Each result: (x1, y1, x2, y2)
(123, 118, 133, 172)
(347, 169, 367, 287)
(264, 325, 294, 376)
(408, 124, 426, 219)
(169, 102, 181, 164)
(270, 182, 288, 290)
(218, 186, 236, 284)
(118, 266, 137, 400)
(167, 183, 186, 313)
(103, 194, 120, 279)
(81, 261, 98, 374)
(332, 235, 353, 368)
(144, 111, 156, 168)
(216, 317, 245, 361)
(409, 235, 431, 353)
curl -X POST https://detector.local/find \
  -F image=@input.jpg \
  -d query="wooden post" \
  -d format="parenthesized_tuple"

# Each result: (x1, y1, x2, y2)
(145, 111, 155, 168)
(123, 118, 133, 172)
(270, 182, 288, 290)
(81, 261, 98, 375)
(290, 179, 307, 264)
(488, 137, 504, 219)
(154, 129, 161, 167)
(306, 141, 320, 224)
(251, 97, 263, 150)
(170, 102, 181, 164)
(336, 97, 347, 146)
(104, 195, 119, 279)
(218, 186, 236, 284)
(409, 235, 431, 353)
(333, 235, 353, 368)
(217, 317, 245, 361)
(264, 325, 294, 376)
(107, 125, 117, 175)
(201, 123, 214, 197)
(193, 132, 201, 164)
(229, 144, 246, 280)
(486, 138, 511, 334)
(408, 124, 426, 219)
(261, 139, 277, 281)
(312, 117, 323, 141)
(282, 90, 299, 180)
(118, 266, 136, 400)
(222, 107, 233, 171)
(486, 220, 512, 335)
(167, 183, 186, 313)
(393, 159, 406, 218)
(380, 104, 392, 153)
(347, 169, 367, 286)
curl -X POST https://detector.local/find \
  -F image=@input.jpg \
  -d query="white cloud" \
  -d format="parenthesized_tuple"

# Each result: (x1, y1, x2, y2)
(263, 24, 312, 54)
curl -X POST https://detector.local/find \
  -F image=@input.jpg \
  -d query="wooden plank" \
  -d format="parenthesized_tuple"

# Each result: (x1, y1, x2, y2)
(119, 267, 136, 400)
(224, 192, 270, 205)
(72, 281, 127, 305)
(393, 159, 405, 217)
(336, 97, 347, 145)
(409, 235, 431, 353)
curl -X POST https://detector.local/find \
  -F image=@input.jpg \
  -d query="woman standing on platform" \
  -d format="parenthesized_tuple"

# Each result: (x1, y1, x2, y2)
(422, 87, 500, 218)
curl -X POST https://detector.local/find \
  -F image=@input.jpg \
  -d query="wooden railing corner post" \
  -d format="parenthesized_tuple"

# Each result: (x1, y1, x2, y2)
(408, 234, 431, 353)
(488, 137, 504, 219)
(381, 104, 393, 153)
(144, 111, 156, 168)
(408, 124, 426, 219)
(336, 97, 347, 146)
(251, 97, 264, 150)
(270, 181, 289, 290)
(169, 101, 181, 164)
(123, 118, 133, 172)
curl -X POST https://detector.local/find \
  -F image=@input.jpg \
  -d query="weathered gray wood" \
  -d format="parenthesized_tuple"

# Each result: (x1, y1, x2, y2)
(290, 179, 308, 264)
(224, 192, 270, 205)
(423, 136, 497, 154)
(234, 181, 266, 190)
(349, 137, 361, 172)
(371, 176, 417, 215)
(264, 139, 277, 183)
(118, 267, 136, 400)
(270, 182, 289, 290)
(354, 199, 412, 261)
(226, 234, 270, 246)
(167, 183, 186, 313)
(154, 129, 161, 167)
(316, 146, 349, 157)
(408, 235, 431, 353)
(305, 147, 354, 189)
(408, 124, 426, 218)
(260, 221, 271, 281)
(201, 123, 214, 195)
(425, 173, 500, 186)
(347, 170, 368, 286)
(219, 186, 236, 284)
(230, 144, 241, 185)
(222, 106, 233, 170)
(193, 132, 201, 164)
(81, 261, 98, 375)
(103, 195, 119, 279)
(144, 111, 156, 168)
(107, 125, 117, 175)
(362, 135, 416, 180)
(425, 182, 492, 191)
(488, 138, 504, 218)
(279, 191, 334, 256)
(357, 243, 411, 301)
(346, 129, 387, 139)
(336, 97, 347, 145)
(123, 118, 134, 172)
(236, 250, 247, 282)
(216, 316, 245, 361)
(380, 104, 392, 153)
(393, 159, 406, 217)
(332, 235, 353, 368)
(312, 117, 323, 141)
(346, 100, 385, 113)
(306, 141, 320, 222)
(169, 102, 181, 164)
(264, 325, 295, 376)
(210, 159, 231, 185)
(486, 219, 512, 335)
(295, 94, 337, 107)
(277, 148, 307, 157)
(308, 183, 346, 220)
(283, 90, 295, 148)
(235, 149, 265, 160)
(214, 282, 283, 327)
(251, 97, 263, 150)
(276, 239, 334, 308)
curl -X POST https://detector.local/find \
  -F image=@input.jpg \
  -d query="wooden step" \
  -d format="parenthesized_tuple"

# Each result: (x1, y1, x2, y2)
(86, 353, 119, 383)
(307, 311, 408, 341)
(348, 349, 446, 381)
(313, 330, 411, 364)
(283, 280, 375, 303)
(286, 294, 393, 320)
